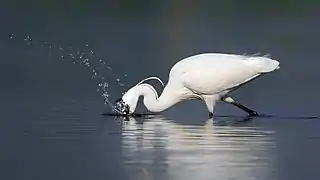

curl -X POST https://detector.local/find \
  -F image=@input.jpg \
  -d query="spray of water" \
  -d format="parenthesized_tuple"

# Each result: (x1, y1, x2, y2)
(7, 32, 127, 113)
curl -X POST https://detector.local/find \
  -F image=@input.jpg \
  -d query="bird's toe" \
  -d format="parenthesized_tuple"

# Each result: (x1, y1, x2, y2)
(249, 111, 259, 117)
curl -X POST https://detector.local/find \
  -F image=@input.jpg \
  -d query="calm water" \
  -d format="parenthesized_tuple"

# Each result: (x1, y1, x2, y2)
(2, 101, 320, 180)
(1, 5, 320, 180)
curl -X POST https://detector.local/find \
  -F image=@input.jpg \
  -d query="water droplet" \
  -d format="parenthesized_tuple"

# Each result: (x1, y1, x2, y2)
(9, 33, 15, 39)
(102, 92, 109, 98)
(98, 82, 109, 89)
(24, 36, 30, 41)
(24, 35, 32, 45)
(124, 74, 128, 77)
(116, 79, 120, 82)
(85, 44, 89, 47)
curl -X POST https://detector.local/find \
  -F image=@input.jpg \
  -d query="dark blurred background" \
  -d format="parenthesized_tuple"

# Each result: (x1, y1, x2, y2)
(0, 0, 319, 115)
(1, 0, 319, 112)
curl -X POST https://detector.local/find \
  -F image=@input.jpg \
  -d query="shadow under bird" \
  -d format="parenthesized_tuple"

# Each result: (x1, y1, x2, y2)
(114, 53, 280, 117)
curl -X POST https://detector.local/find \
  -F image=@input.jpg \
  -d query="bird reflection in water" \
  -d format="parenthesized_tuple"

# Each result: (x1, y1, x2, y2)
(116, 115, 276, 180)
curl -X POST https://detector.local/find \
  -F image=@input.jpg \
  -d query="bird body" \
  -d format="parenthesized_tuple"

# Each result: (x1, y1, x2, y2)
(115, 53, 280, 116)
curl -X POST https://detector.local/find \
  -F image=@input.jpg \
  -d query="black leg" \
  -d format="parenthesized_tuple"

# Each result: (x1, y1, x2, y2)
(230, 102, 259, 116)
(209, 112, 214, 118)
(221, 96, 259, 116)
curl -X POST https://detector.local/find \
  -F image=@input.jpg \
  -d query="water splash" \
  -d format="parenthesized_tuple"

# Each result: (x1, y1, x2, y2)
(7, 33, 128, 112)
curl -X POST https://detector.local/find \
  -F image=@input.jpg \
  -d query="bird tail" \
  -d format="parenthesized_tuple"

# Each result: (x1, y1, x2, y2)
(244, 56, 280, 73)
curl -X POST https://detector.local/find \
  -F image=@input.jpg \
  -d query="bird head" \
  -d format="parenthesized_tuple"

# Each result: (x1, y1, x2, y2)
(113, 76, 165, 116)
(114, 86, 137, 115)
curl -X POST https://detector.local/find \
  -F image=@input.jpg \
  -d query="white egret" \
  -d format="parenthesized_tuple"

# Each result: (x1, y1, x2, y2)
(114, 53, 280, 117)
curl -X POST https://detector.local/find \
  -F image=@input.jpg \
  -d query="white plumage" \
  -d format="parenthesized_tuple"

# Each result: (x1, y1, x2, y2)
(114, 53, 280, 117)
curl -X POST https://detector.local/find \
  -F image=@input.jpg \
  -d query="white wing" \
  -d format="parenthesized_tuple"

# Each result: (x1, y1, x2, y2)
(169, 53, 278, 95)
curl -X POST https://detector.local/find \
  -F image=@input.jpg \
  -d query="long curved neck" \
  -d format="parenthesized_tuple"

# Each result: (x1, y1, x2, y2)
(136, 83, 182, 112)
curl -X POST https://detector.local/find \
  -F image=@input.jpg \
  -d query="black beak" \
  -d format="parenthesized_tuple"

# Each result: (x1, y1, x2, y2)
(114, 98, 130, 115)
